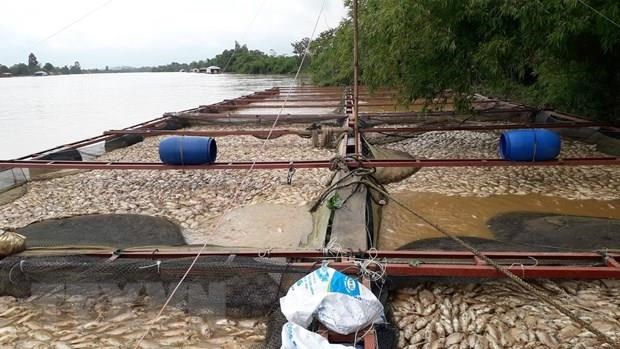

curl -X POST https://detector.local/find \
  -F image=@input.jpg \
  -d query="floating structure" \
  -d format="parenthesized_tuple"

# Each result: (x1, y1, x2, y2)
(199, 65, 221, 74)
(0, 86, 619, 348)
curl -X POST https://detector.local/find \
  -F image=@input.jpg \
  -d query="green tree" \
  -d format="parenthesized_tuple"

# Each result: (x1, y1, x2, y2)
(291, 37, 310, 58)
(28, 53, 39, 70)
(10, 63, 30, 76)
(69, 61, 81, 74)
(0, 64, 9, 73)
(43, 62, 55, 73)
(308, 0, 620, 120)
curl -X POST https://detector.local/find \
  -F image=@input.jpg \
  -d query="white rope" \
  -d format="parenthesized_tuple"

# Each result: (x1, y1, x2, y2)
(132, 242, 208, 349)
(30, 0, 116, 51)
(138, 260, 161, 274)
(133, 3, 327, 347)
(221, 0, 268, 73)
(234, 0, 328, 204)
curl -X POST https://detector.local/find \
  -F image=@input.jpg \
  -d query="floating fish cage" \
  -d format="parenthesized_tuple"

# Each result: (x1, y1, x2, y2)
(0, 86, 619, 348)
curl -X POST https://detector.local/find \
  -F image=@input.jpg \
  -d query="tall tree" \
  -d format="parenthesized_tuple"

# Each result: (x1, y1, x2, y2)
(28, 53, 39, 69)
(69, 61, 82, 74)
(308, 0, 620, 120)
(291, 37, 310, 58)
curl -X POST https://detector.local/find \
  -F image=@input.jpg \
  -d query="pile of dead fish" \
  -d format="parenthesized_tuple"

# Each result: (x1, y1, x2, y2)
(0, 124, 335, 245)
(382, 130, 620, 200)
(0, 294, 266, 349)
(391, 280, 620, 349)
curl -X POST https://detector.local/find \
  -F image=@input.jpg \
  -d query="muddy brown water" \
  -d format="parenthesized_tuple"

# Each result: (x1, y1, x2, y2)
(378, 191, 620, 250)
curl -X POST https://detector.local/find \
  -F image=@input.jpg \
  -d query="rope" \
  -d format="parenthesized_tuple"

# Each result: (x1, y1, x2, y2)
(134, 3, 328, 347)
(360, 179, 620, 348)
(30, 0, 116, 51)
(221, 0, 268, 73)
(132, 239, 210, 349)
(576, 0, 620, 30)
(233, 0, 328, 204)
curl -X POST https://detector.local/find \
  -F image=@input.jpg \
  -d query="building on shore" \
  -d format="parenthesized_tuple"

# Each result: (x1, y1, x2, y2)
(33, 71, 49, 76)
(199, 66, 221, 74)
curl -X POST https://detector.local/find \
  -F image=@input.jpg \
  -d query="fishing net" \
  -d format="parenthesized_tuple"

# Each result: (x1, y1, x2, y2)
(365, 141, 420, 185)
(0, 253, 397, 348)
(0, 168, 27, 206)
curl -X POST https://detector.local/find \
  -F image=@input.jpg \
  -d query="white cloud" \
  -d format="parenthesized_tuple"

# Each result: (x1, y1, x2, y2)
(0, 0, 347, 68)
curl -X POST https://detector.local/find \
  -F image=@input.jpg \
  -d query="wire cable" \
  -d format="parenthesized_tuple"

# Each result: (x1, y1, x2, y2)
(30, 0, 115, 51)
(221, 0, 268, 73)
(233, 0, 328, 203)
(576, 0, 620, 29)
(133, 2, 326, 347)
(360, 179, 620, 348)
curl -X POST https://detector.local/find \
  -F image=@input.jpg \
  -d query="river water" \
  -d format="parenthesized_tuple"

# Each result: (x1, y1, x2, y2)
(0, 73, 295, 159)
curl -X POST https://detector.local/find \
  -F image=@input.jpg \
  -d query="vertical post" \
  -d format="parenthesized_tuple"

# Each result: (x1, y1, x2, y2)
(352, 0, 360, 155)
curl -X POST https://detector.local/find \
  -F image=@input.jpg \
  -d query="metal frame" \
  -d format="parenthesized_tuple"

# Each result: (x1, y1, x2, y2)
(3, 86, 620, 282)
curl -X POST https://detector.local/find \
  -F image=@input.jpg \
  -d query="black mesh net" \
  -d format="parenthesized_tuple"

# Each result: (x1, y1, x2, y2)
(0, 254, 398, 348)
(0, 255, 313, 348)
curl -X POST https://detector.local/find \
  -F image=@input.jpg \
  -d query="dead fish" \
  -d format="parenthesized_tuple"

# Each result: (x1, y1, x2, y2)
(29, 329, 53, 341)
(558, 325, 581, 340)
(52, 341, 74, 349)
(415, 317, 430, 330)
(198, 324, 211, 338)
(17, 339, 49, 349)
(485, 323, 500, 342)
(440, 318, 454, 334)
(422, 303, 438, 316)
(403, 323, 416, 340)
(246, 334, 265, 341)
(535, 330, 558, 347)
(205, 337, 232, 345)
(136, 339, 160, 349)
(57, 333, 80, 342)
(106, 326, 132, 336)
(445, 332, 464, 347)
(411, 328, 426, 345)
(452, 317, 460, 333)
(0, 307, 19, 317)
(108, 311, 136, 323)
(434, 321, 446, 338)
(100, 337, 124, 346)
(0, 326, 17, 336)
(0, 333, 17, 344)
(215, 318, 236, 327)
(69, 334, 97, 345)
(162, 328, 186, 337)
(16, 312, 37, 325)
(419, 290, 435, 306)
(430, 338, 445, 349)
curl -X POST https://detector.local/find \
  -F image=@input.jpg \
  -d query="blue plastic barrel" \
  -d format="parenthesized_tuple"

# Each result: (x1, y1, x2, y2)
(500, 129, 561, 161)
(159, 136, 217, 165)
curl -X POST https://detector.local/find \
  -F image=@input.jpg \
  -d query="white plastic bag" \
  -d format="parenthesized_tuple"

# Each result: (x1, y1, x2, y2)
(281, 322, 353, 349)
(280, 266, 383, 335)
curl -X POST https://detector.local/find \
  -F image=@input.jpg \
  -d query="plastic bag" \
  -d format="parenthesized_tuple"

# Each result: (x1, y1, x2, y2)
(280, 266, 383, 335)
(281, 322, 353, 349)
(0, 230, 26, 256)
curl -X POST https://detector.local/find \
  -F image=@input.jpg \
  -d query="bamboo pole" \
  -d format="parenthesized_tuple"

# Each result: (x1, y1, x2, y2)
(353, 0, 361, 155)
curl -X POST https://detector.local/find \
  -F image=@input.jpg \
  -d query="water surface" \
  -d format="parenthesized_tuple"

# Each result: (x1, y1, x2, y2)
(0, 73, 295, 159)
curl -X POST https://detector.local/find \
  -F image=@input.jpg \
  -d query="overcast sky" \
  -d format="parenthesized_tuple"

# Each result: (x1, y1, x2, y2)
(0, 0, 347, 68)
